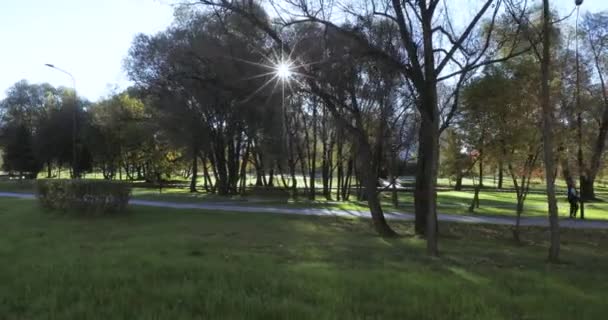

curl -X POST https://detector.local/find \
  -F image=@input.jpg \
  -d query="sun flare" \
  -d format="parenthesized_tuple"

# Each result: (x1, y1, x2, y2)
(275, 61, 293, 80)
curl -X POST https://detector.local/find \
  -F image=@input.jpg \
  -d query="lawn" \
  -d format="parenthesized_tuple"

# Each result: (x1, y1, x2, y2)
(1, 198, 608, 319)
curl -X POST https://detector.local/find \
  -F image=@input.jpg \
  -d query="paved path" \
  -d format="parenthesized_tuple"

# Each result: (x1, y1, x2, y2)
(1, 192, 607, 230)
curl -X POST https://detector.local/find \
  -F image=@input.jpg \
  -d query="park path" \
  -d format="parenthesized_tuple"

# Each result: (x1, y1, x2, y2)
(1, 191, 607, 230)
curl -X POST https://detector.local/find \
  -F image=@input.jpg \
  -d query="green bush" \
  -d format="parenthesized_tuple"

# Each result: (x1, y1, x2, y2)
(36, 179, 131, 214)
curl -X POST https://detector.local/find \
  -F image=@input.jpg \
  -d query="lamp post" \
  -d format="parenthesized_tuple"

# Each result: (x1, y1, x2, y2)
(45, 64, 78, 178)
(574, 0, 584, 219)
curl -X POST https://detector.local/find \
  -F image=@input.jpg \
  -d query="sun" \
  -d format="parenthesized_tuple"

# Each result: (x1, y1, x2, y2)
(275, 61, 293, 80)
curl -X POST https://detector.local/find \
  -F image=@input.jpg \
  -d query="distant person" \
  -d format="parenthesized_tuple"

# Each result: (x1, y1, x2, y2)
(567, 180, 579, 218)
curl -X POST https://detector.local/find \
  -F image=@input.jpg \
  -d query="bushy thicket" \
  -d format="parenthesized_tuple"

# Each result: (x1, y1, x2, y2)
(36, 179, 131, 214)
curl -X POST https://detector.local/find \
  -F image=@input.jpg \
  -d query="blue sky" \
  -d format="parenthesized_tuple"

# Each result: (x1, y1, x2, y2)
(0, 0, 605, 102)
(0, 0, 175, 101)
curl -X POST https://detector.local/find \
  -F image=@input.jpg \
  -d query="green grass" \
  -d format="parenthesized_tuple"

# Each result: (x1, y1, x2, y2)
(425, 190, 608, 220)
(1, 198, 608, 319)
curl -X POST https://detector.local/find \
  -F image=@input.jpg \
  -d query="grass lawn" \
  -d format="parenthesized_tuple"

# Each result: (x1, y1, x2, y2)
(1, 198, 608, 319)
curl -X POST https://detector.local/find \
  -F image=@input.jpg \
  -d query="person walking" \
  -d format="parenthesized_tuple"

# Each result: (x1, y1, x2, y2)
(567, 180, 579, 218)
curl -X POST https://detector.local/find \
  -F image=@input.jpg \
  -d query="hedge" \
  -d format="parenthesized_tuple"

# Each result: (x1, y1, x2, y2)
(36, 179, 131, 214)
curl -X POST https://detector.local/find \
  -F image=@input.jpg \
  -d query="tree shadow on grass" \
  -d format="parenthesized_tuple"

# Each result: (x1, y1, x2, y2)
(3, 199, 608, 319)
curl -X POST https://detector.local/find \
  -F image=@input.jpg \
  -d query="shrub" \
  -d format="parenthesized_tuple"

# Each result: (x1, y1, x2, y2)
(36, 179, 131, 214)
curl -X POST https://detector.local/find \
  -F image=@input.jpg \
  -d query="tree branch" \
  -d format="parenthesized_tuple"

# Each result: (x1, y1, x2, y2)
(435, 0, 496, 75)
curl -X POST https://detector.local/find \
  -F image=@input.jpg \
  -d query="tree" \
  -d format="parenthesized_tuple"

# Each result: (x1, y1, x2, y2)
(292, 19, 409, 236)
(126, 5, 286, 196)
(496, 64, 542, 243)
(1, 123, 42, 178)
(458, 41, 556, 241)
(198, 0, 524, 256)
(501, 0, 561, 261)
(0, 80, 74, 178)
(440, 129, 473, 191)
(460, 68, 510, 190)
(577, 12, 608, 200)
(506, 143, 541, 243)
(89, 91, 152, 181)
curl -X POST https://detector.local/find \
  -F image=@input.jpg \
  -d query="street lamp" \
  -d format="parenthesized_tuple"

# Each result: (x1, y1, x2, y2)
(574, 0, 584, 218)
(45, 63, 78, 178)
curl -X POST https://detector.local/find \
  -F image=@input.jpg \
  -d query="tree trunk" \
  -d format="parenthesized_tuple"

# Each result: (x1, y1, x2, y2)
(286, 125, 298, 198)
(47, 161, 52, 178)
(309, 101, 318, 200)
(414, 96, 440, 256)
(336, 133, 344, 202)
(579, 175, 594, 220)
(321, 108, 331, 200)
(343, 158, 353, 201)
(513, 200, 524, 243)
(288, 146, 298, 198)
(296, 144, 308, 191)
(391, 153, 399, 208)
(542, 0, 560, 263)
(124, 163, 131, 180)
(268, 166, 275, 187)
(238, 142, 250, 195)
(577, 108, 587, 217)
(227, 134, 242, 194)
(392, 179, 399, 208)
(278, 161, 289, 189)
(478, 147, 484, 187)
(580, 175, 595, 202)
(357, 143, 397, 237)
(327, 136, 334, 200)
(201, 155, 213, 193)
(254, 150, 265, 187)
(454, 174, 463, 191)
(355, 158, 366, 201)
(255, 168, 263, 186)
(585, 23, 608, 203)
(322, 150, 330, 199)
(208, 152, 220, 193)
(497, 160, 504, 189)
(413, 4, 441, 256)
(468, 185, 480, 213)
(189, 152, 198, 193)
(189, 138, 199, 192)
(213, 136, 229, 195)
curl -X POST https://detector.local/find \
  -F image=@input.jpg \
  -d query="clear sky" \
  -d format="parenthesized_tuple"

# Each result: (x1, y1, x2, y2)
(0, 0, 175, 101)
(0, 0, 605, 102)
